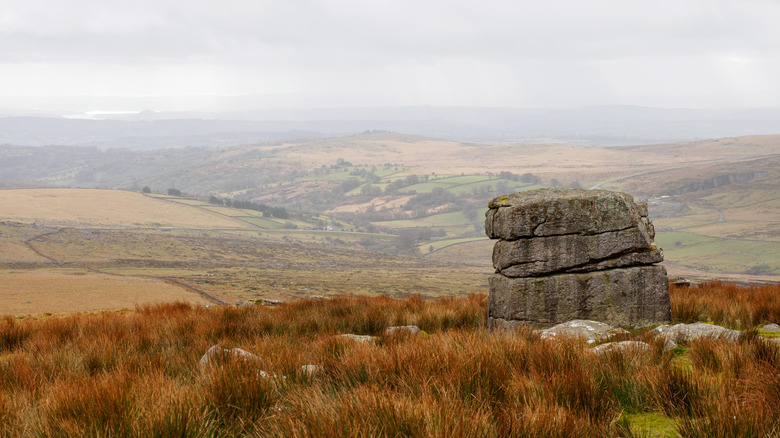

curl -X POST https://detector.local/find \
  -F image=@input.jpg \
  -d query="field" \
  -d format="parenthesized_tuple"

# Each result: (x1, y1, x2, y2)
(0, 190, 490, 315)
(1, 282, 779, 436)
(0, 270, 212, 316)
(0, 189, 249, 229)
(3, 133, 780, 278)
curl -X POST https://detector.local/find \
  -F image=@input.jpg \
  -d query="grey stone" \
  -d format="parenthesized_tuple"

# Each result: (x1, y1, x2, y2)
(671, 278, 692, 287)
(488, 266, 671, 328)
(663, 339, 679, 352)
(492, 227, 661, 277)
(338, 334, 379, 342)
(261, 299, 285, 306)
(308, 295, 331, 300)
(653, 323, 741, 342)
(235, 300, 255, 307)
(485, 188, 647, 241)
(593, 341, 649, 355)
(385, 325, 422, 335)
(487, 317, 525, 332)
(300, 364, 324, 377)
(761, 323, 780, 332)
(536, 319, 628, 344)
(485, 188, 670, 329)
(199, 345, 260, 371)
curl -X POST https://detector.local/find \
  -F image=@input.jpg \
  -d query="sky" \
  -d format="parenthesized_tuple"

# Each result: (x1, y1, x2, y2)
(2, 0, 780, 111)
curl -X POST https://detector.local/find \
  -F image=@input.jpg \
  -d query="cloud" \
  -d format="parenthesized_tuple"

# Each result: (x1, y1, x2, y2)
(1, 0, 779, 108)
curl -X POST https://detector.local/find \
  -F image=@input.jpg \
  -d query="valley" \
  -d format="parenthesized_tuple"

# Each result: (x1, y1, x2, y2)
(1, 133, 778, 315)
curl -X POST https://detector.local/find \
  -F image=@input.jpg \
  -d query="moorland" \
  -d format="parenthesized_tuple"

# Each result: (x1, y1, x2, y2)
(1, 283, 779, 437)
(1, 132, 778, 315)
(0, 130, 779, 436)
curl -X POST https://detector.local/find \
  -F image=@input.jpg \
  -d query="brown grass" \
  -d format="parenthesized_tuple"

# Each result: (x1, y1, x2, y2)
(0, 188, 248, 228)
(670, 281, 780, 328)
(0, 283, 779, 436)
(0, 271, 212, 316)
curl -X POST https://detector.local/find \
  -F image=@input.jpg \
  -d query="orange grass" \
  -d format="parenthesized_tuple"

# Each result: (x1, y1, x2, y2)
(670, 280, 780, 328)
(0, 284, 778, 436)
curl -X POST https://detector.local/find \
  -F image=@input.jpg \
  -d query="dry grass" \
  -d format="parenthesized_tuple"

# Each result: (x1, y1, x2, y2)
(0, 188, 247, 228)
(0, 271, 212, 316)
(0, 283, 779, 436)
(670, 281, 780, 328)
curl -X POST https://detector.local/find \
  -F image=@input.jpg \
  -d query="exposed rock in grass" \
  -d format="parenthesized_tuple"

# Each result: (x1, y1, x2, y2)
(663, 339, 679, 352)
(652, 323, 741, 342)
(198, 345, 260, 371)
(385, 325, 422, 335)
(300, 364, 324, 377)
(536, 319, 628, 344)
(761, 323, 780, 332)
(337, 334, 379, 342)
(593, 341, 649, 355)
(261, 299, 285, 306)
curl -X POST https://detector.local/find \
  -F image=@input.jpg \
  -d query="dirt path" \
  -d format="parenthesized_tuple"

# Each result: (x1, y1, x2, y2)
(87, 267, 229, 306)
(24, 229, 64, 265)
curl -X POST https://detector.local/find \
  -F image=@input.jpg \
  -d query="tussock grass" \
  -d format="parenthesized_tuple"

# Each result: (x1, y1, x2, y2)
(671, 280, 780, 328)
(0, 284, 779, 436)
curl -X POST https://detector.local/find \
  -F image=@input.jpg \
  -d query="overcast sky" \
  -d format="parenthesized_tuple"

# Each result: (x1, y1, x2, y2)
(2, 0, 780, 110)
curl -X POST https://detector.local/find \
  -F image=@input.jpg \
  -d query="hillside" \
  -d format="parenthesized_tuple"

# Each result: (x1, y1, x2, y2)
(0, 188, 250, 229)
(1, 133, 778, 289)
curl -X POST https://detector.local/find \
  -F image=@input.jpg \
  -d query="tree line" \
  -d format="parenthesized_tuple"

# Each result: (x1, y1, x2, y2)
(208, 195, 288, 219)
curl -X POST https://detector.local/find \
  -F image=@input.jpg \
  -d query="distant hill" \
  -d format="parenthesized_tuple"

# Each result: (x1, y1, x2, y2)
(3, 106, 780, 147)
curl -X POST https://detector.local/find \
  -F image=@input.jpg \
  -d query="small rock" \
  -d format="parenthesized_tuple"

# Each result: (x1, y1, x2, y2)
(663, 339, 679, 352)
(671, 278, 691, 287)
(538, 320, 628, 344)
(199, 345, 260, 371)
(235, 300, 255, 307)
(338, 334, 379, 342)
(309, 295, 331, 300)
(385, 325, 421, 335)
(654, 323, 741, 342)
(761, 323, 780, 332)
(258, 370, 286, 380)
(593, 341, 649, 355)
(300, 364, 324, 377)
(261, 299, 285, 306)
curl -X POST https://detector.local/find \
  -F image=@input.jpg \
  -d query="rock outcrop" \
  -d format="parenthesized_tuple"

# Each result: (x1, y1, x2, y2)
(486, 188, 671, 329)
(536, 319, 628, 344)
(652, 323, 741, 342)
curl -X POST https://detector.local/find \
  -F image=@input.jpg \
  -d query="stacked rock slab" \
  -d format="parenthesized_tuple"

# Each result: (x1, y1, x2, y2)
(486, 187, 671, 330)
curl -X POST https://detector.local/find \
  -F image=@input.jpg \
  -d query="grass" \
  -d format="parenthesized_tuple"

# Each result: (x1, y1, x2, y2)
(0, 270, 212, 316)
(655, 231, 780, 275)
(670, 281, 780, 328)
(0, 282, 779, 436)
(0, 188, 247, 229)
(375, 211, 473, 229)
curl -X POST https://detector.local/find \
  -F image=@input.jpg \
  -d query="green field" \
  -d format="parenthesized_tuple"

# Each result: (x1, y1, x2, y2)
(655, 231, 780, 274)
